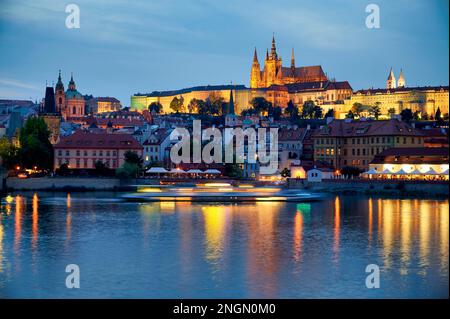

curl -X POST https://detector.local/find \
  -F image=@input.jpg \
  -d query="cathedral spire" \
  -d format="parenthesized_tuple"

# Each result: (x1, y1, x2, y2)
(56, 69, 64, 91)
(291, 47, 295, 68)
(386, 67, 396, 89)
(270, 34, 277, 59)
(253, 47, 259, 63)
(69, 72, 76, 90)
(266, 48, 269, 60)
(398, 68, 405, 88)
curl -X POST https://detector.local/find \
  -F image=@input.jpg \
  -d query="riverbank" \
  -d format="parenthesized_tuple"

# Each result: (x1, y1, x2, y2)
(288, 178, 449, 197)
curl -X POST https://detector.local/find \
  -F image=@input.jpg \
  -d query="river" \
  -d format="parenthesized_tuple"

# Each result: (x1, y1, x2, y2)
(0, 192, 448, 298)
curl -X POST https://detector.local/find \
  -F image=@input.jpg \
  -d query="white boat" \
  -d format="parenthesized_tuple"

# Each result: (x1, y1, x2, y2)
(122, 184, 323, 202)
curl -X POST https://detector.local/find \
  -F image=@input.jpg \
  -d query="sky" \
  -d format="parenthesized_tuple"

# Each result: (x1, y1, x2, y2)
(0, 0, 448, 106)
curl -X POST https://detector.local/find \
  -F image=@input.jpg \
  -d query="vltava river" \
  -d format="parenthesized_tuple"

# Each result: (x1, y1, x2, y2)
(0, 192, 448, 298)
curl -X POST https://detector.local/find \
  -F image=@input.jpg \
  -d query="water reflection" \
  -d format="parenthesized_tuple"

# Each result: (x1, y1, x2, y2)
(0, 193, 448, 298)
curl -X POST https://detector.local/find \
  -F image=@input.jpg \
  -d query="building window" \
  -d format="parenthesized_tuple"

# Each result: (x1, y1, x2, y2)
(66, 150, 70, 156)
(58, 150, 62, 156)
(84, 150, 88, 156)
(76, 150, 80, 156)
(113, 151, 117, 156)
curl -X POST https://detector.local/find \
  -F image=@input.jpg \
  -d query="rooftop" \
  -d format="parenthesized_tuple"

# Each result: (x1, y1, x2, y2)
(54, 130, 143, 150)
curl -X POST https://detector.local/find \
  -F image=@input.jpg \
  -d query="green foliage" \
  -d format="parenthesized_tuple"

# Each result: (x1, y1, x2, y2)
(301, 100, 322, 119)
(116, 162, 139, 179)
(224, 163, 243, 179)
(345, 110, 355, 119)
(94, 160, 110, 176)
(241, 108, 258, 116)
(170, 96, 185, 113)
(250, 97, 272, 115)
(0, 137, 19, 169)
(340, 166, 362, 177)
(148, 102, 163, 114)
(56, 163, 70, 176)
(187, 98, 204, 114)
(19, 117, 53, 170)
(387, 108, 396, 115)
(324, 109, 335, 118)
(285, 100, 299, 119)
(400, 108, 414, 123)
(369, 105, 382, 120)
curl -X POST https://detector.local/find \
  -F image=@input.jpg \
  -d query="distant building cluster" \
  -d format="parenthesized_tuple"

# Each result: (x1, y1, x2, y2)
(1, 35, 448, 182)
(131, 36, 449, 119)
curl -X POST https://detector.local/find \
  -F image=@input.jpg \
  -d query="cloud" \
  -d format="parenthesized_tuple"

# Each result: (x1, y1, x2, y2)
(0, 78, 40, 90)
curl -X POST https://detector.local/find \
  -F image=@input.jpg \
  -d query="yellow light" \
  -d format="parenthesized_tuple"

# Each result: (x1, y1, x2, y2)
(5, 195, 13, 204)
(238, 184, 254, 188)
(203, 183, 232, 188)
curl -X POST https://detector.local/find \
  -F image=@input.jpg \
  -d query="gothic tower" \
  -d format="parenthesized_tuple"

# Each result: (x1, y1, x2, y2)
(55, 70, 65, 114)
(264, 35, 282, 87)
(250, 48, 261, 88)
(397, 69, 406, 88)
(386, 67, 397, 89)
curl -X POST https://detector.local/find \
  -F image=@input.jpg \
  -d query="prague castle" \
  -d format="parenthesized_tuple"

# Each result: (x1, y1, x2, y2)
(250, 36, 327, 88)
(131, 37, 448, 118)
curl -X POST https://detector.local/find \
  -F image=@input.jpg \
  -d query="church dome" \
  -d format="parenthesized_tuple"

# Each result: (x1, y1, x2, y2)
(65, 89, 83, 100)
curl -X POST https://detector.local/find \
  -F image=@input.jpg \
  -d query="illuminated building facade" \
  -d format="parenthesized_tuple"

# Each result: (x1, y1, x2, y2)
(312, 118, 425, 170)
(53, 130, 143, 170)
(366, 147, 449, 180)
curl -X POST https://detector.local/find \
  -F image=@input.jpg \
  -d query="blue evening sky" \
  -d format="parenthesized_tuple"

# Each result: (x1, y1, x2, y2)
(0, 0, 448, 105)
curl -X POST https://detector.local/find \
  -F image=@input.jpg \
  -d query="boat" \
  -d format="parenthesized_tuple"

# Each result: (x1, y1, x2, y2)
(121, 183, 323, 202)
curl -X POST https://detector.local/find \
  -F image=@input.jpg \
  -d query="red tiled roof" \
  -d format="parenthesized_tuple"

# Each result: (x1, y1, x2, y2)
(371, 147, 449, 164)
(278, 128, 306, 141)
(54, 130, 143, 150)
(312, 119, 424, 138)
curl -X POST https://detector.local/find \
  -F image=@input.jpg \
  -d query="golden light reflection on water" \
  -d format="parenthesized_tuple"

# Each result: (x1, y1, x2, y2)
(293, 211, 303, 264)
(66, 193, 72, 244)
(419, 201, 431, 274)
(32, 193, 38, 249)
(202, 206, 228, 265)
(368, 198, 373, 245)
(14, 195, 23, 255)
(333, 196, 340, 262)
(440, 201, 449, 272)
(0, 223, 4, 273)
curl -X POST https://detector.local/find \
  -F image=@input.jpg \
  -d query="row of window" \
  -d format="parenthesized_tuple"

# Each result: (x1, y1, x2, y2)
(57, 158, 118, 168)
(316, 137, 422, 145)
(316, 146, 388, 157)
(57, 149, 118, 157)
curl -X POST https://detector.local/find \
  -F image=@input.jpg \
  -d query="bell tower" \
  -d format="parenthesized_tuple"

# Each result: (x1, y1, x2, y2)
(55, 70, 65, 114)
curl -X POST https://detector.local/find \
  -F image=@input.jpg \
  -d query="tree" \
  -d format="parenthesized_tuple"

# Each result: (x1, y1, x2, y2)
(250, 97, 271, 115)
(241, 108, 258, 116)
(270, 106, 282, 120)
(400, 108, 414, 123)
(94, 160, 110, 176)
(224, 163, 243, 179)
(413, 110, 421, 121)
(206, 92, 225, 116)
(340, 166, 362, 177)
(148, 102, 162, 114)
(116, 162, 139, 179)
(19, 117, 53, 170)
(124, 150, 143, 176)
(0, 137, 19, 169)
(284, 100, 299, 119)
(56, 163, 70, 176)
(345, 110, 355, 119)
(370, 105, 381, 120)
(435, 107, 442, 121)
(301, 100, 322, 119)
(187, 98, 203, 114)
(169, 96, 185, 113)
(280, 168, 291, 178)
(324, 109, 335, 119)
(351, 102, 365, 117)
(388, 108, 396, 116)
